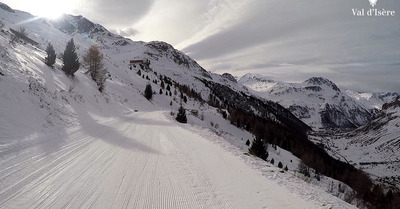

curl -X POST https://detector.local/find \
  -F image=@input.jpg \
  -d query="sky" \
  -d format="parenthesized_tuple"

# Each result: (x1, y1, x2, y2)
(2, 0, 400, 92)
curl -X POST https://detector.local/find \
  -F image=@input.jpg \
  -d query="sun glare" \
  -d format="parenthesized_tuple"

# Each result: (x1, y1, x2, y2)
(25, 0, 77, 19)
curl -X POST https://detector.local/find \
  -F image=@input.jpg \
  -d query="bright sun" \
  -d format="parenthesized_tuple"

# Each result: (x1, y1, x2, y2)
(24, 0, 77, 19)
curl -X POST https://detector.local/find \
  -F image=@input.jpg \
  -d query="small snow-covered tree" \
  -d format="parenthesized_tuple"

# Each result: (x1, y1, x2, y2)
(62, 38, 80, 76)
(248, 137, 268, 161)
(144, 83, 153, 100)
(45, 42, 56, 67)
(176, 105, 187, 123)
(83, 45, 107, 92)
(19, 27, 28, 36)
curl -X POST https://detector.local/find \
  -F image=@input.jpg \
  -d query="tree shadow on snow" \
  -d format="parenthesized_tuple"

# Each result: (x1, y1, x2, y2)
(77, 110, 159, 154)
(119, 112, 174, 127)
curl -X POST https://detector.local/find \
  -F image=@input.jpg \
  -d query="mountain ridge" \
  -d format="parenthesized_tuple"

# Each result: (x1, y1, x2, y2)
(239, 73, 397, 130)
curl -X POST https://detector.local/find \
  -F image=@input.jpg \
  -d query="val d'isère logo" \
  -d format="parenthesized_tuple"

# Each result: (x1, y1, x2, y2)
(369, 0, 377, 7)
(352, 0, 396, 16)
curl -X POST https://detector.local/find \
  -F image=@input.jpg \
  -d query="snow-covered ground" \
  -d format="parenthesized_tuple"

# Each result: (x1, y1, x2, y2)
(0, 110, 355, 209)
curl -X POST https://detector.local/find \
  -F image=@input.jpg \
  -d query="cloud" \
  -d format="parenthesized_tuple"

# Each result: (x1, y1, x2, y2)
(111, 27, 139, 37)
(181, 0, 400, 92)
(7, 0, 398, 92)
(72, 0, 155, 28)
(130, 0, 209, 44)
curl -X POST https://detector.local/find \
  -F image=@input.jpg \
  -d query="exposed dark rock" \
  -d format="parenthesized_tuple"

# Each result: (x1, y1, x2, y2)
(305, 86, 322, 92)
(382, 96, 400, 110)
(145, 41, 212, 79)
(112, 39, 130, 46)
(0, 2, 14, 13)
(289, 105, 311, 119)
(221, 73, 237, 83)
(52, 14, 108, 34)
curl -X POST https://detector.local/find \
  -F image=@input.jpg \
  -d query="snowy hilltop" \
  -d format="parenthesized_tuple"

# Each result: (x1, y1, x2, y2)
(0, 2, 399, 208)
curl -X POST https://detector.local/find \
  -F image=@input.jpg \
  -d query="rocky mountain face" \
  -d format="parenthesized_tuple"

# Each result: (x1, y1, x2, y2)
(238, 74, 395, 130)
(0, 2, 13, 13)
(347, 96, 400, 148)
(52, 14, 110, 35)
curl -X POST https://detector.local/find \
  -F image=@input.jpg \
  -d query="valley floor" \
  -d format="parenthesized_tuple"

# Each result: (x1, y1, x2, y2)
(0, 111, 353, 209)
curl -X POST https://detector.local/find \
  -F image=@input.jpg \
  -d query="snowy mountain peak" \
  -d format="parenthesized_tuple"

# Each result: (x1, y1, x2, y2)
(0, 2, 14, 13)
(346, 90, 398, 110)
(145, 41, 211, 78)
(240, 73, 275, 83)
(52, 14, 110, 35)
(303, 77, 340, 92)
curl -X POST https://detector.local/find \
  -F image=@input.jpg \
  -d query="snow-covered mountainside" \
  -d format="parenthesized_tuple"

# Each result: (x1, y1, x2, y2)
(239, 74, 395, 130)
(330, 96, 400, 187)
(0, 3, 361, 208)
(239, 73, 400, 191)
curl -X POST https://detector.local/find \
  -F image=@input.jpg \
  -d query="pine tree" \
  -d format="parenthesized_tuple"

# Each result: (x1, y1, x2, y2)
(45, 42, 56, 67)
(83, 45, 107, 92)
(176, 105, 187, 123)
(144, 83, 153, 100)
(245, 139, 250, 146)
(278, 161, 283, 168)
(62, 38, 80, 76)
(248, 137, 268, 161)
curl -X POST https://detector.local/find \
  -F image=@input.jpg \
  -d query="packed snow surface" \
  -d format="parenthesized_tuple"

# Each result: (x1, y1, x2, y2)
(0, 111, 352, 209)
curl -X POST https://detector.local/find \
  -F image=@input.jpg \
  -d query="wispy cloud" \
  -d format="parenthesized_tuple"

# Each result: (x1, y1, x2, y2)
(73, 0, 155, 27)
(180, 0, 400, 92)
(111, 27, 139, 37)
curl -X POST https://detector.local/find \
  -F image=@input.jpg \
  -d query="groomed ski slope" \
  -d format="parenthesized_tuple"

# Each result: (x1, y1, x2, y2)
(1, 111, 334, 209)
